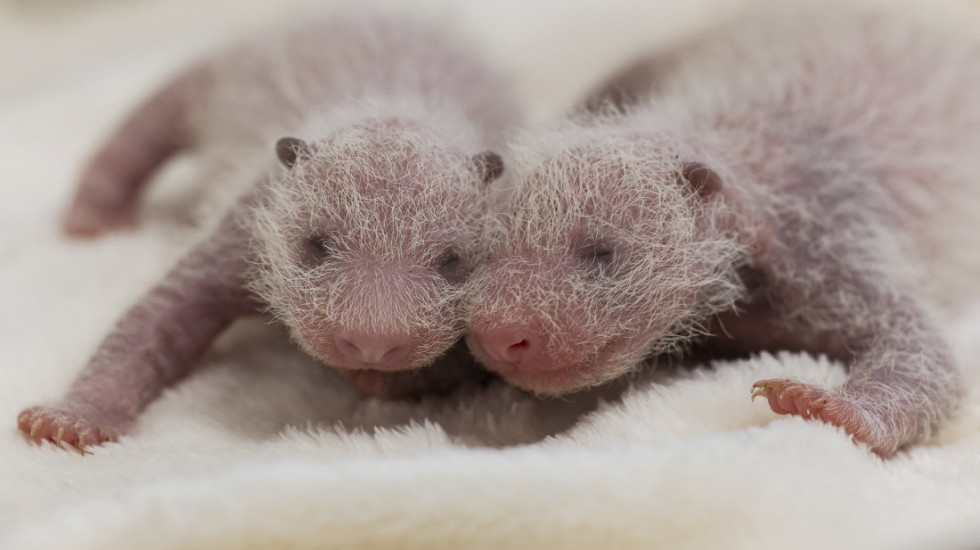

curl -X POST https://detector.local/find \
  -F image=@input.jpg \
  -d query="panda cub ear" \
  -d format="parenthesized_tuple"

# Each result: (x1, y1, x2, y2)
(276, 137, 311, 168)
(470, 151, 505, 185)
(681, 161, 723, 198)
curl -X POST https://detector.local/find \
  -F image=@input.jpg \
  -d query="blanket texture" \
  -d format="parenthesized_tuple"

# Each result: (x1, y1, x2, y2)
(2, 0, 980, 549)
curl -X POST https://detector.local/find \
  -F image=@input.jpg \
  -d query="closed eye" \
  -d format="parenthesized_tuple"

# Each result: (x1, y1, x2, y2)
(302, 233, 334, 266)
(436, 249, 466, 283)
(592, 246, 613, 263)
(576, 241, 616, 277)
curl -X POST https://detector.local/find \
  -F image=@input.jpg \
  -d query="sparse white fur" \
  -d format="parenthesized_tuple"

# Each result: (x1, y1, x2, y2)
(467, 0, 979, 454)
(470, 119, 746, 387)
(247, 105, 489, 364)
(18, 11, 519, 449)
(192, 15, 515, 202)
(198, 15, 516, 367)
(175, 13, 518, 369)
(640, 0, 980, 306)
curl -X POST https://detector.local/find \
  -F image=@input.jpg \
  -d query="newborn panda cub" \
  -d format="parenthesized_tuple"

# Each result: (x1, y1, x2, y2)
(18, 14, 516, 450)
(466, 0, 980, 456)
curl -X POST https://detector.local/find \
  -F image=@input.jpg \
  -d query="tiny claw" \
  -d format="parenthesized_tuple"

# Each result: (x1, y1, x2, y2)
(750, 386, 765, 400)
(74, 437, 92, 455)
(30, 418, 44, 438)
(55, 426, 65, 444)
(78, 430, 99, 450)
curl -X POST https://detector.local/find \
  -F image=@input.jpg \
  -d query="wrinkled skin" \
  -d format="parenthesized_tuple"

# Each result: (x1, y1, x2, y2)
(19, 15, 515, 451)
(248, 124, 492, 373)
(466, 0, 976, 457)
(467, 136, 741, 395)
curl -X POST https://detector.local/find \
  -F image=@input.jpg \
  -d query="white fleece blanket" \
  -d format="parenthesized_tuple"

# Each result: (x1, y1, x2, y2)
(2, 1, 980, 549)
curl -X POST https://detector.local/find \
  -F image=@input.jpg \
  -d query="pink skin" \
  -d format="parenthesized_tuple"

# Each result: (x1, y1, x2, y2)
(274, 251, 461, 373)
(336, 331, 410, 366)
(468, 120, 961, 457)
(468, 278, 651, 395)
(288, 295, 436, 373)
(470, 326, 591, 392)
(249, 130, 496, 376)
(751, 379, 871, 446)
(23, 17, 513, 450)
(62, 67, 208, 238)
(295, 315, 450, 374)
(22, 132, 491, 451)
(336, 341, 491, 400)
(466, 1, 978, 456)
(21, 127, 495, 451)
(467, 157, 715, 395)
(20, 205, 257, 450)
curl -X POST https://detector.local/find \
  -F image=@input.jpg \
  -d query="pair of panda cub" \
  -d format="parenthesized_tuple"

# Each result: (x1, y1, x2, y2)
(19, 0, 980, 457)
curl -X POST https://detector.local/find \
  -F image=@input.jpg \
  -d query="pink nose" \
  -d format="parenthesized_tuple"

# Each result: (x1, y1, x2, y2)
(476, 328, 539, 366)
(335, 331, 411, 366)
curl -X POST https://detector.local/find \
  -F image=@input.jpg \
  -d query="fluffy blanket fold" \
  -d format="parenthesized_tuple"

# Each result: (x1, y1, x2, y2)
(2, 1, 979, 548)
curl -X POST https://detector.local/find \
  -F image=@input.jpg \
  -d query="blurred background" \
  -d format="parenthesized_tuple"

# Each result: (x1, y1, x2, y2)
(1, 0, 976, 291)
(3, 0, 977, 122)
(0, 0, 758, 122)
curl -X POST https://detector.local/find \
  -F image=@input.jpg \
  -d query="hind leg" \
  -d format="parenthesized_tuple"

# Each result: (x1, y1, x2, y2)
(64, 66, 210, 237)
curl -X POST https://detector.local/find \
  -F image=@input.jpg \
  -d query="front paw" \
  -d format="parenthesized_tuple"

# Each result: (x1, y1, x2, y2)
(17, 403, 124, 452)
(751, 378, 894, 456)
